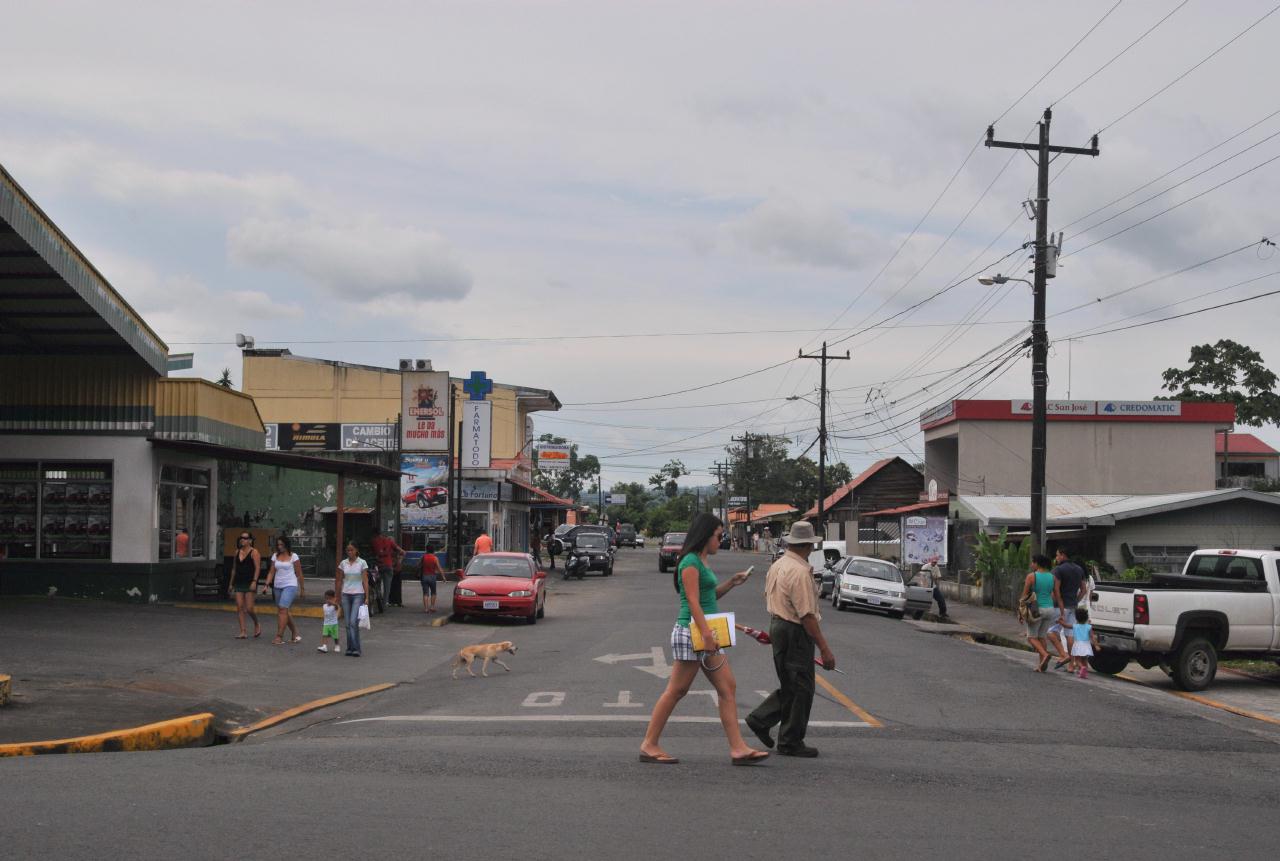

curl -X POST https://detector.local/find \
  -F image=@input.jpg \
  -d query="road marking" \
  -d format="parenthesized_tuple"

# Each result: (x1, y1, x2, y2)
(339, 714, 872, 727)
(521, 692, 566, 708)
(814, 675, 883, 728)
(593, 647, 671, 679)
(1116, 674, 1280, 727)
(604, 691, 644, 708)
(755, 690, 771, 699)
(686, 690, 720, 707)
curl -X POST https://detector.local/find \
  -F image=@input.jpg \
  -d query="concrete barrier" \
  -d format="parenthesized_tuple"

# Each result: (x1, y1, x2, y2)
(0, 712, 215, 757)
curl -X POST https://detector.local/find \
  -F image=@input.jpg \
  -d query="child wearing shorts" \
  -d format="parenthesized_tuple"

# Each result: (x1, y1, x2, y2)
(318, 590, 341, 653)
(1070, 607, 1100, 678)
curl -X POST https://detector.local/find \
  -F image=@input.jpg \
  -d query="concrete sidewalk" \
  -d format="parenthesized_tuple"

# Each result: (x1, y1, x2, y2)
(915, 597, 1280, 726)
(0, 589, 489, 746)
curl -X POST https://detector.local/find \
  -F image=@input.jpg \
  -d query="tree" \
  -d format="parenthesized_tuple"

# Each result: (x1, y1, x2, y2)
(216, 368, 233, 389)
(531, 434, 600, 499)
(724, 435, 852, 512)
(1159, 340, 1280, 427)
(604, 481, 651, 531)
(648, 459, 686, 499)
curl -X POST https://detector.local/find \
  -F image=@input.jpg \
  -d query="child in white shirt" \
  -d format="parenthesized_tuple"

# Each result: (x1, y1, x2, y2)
(318, 590, 342, 654)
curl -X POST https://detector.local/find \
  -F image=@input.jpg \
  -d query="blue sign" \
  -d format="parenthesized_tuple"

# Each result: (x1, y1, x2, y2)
(463, 370, 493, 401)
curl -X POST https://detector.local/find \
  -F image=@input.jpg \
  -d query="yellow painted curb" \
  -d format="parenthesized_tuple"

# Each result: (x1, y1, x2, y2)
(227, 683, 397, 741)
(0, 712, 215, 758)
(431, 614, 451, 627)
(1116, 673, 1280, 728)
(815, 674, 883, 728)
(173, 602, 325, 619)
(0, 674, 10, 707)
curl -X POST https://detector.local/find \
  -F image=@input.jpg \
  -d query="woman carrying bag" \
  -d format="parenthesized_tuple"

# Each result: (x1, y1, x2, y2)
(638, 512, 769, 766)
(336, 541, 371, 657)
(1019, 553, 1066, 672)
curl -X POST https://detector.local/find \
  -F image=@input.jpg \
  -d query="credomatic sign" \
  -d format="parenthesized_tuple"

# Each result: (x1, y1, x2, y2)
(1098, 401, 1181, 416)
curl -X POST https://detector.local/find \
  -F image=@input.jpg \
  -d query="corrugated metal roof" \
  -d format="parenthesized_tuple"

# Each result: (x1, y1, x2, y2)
(957, 489, 1280, 527)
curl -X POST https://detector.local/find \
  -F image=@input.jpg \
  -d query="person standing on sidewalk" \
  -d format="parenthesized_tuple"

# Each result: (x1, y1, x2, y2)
(1049, 548, 1086, 671)
(371, 531, 405, 608)
(474, 530, 493, 555)
(228, 531, 262, 639)
(336, 541, 370, 657)
(746, 521, 836, 759)
(910, 557, 950, 622)
(263, 536, 304, 645)
(419, 542, 443, 614)
(544, 528, 557, 569)
(530, 532, 543, 569)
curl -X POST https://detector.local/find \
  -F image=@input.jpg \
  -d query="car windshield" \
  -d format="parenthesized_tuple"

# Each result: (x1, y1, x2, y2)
(577, 535, 608, 549)
(844, 560, 902, 582)
(664, 533, 686, 546)
(466, 557, 531, 578)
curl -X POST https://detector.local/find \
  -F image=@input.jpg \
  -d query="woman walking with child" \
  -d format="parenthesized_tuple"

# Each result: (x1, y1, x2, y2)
(1019, 553, 1067, 672)
(336, 541, 371, 657)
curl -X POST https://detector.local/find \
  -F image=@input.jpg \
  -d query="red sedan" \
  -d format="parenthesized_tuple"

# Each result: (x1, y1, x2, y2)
(451, 552, 547, 625)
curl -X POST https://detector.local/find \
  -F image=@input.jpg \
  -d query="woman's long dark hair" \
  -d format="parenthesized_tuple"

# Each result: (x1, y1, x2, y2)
(672, 512, 723, 593)
(275, 535, 293, 555)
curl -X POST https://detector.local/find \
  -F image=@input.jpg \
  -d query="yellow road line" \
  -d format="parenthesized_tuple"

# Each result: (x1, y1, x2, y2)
(1115, 673, 1280, 728)
(227, 683, 397, 740)
(173, 602, 325, 619)
(815, 674, 883, 728)
(0, 713, 214, 757)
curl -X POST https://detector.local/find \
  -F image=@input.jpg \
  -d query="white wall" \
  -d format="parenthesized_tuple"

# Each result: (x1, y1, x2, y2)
(2, 436, 217, 564)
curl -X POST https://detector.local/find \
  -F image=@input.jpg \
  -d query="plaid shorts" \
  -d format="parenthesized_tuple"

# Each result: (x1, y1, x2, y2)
(670, 624, 723, 663)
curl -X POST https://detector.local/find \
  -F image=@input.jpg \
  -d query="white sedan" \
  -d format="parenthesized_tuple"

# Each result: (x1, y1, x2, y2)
(829, 556, 907, 619)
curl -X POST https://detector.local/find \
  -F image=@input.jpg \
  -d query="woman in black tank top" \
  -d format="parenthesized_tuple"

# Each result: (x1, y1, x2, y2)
(230, 532, 262, 639)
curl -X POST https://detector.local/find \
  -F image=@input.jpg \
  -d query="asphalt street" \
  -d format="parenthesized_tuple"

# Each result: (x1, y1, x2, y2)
(4, 546, 1280, 859)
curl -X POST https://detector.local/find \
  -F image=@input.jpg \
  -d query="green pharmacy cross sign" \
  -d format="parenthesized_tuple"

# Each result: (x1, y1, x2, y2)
(464, 370, 493, 401)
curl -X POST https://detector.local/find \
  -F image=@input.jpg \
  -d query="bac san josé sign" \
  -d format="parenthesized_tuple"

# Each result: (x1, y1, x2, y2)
(1011, 400, 1181, 417)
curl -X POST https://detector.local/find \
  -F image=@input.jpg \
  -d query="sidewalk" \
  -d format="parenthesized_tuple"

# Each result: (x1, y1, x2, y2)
(0, 590, 483, 747)
(914, 596, 1280, 726)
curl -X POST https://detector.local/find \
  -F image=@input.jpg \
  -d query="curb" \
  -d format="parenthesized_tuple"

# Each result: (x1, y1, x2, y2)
(1115, 673, 1280, 727)
(0, 674, 10, 707)
(226, 683, 397, 741)
(173, 602, 325, 619)
(0, 712, 215, 758)
(431, 614, 451, 627)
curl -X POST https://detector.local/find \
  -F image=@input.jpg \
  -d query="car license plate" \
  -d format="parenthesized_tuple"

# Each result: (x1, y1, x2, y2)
(483, 600, 500, 610)
(867, 597, 882, 605)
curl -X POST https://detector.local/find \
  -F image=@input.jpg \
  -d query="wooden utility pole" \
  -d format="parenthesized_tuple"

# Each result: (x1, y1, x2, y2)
(798, 341, 849, 539)
(986, 108, 1099, 555)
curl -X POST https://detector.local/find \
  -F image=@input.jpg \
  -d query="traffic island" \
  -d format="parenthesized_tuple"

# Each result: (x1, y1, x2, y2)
(0, 713, 215, 757)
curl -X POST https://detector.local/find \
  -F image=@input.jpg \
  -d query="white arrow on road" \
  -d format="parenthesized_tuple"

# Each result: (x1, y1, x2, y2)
(594, 647, 670, 679)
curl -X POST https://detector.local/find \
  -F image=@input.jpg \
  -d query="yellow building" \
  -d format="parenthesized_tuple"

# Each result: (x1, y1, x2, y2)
(240, 349, 562, 560)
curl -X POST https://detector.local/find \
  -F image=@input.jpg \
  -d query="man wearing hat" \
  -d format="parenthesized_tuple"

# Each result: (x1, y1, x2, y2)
(746, 520, 836, 758)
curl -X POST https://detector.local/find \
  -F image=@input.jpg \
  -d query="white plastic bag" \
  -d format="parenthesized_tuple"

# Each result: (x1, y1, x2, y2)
(357, 603, 371, 630)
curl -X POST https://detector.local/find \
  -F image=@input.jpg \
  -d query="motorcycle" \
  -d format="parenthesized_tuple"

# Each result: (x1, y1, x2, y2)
(563, 551, 589, 580)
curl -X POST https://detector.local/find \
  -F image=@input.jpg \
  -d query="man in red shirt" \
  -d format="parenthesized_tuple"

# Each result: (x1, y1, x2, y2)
(371, 531, 405, 607)
(473, 531, 494, 555)
(419, 542, 443, 614)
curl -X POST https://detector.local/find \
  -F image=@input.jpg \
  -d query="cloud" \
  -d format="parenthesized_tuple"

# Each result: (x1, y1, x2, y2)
(226, 216, 473, 301)
(725, 197, 886, 270)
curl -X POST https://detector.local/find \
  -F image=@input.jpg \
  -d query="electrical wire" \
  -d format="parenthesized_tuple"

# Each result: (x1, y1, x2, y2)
(1059, 278, 1280, 341)
(562, 357, 796, 406)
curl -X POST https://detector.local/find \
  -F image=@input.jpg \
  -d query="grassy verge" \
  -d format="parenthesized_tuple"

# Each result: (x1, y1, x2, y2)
(1222, 659, 1280, 682)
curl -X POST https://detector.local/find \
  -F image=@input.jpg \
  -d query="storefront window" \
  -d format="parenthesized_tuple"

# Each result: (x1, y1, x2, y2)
(158, 465, 209, 560)
(0, 462, 112, 560)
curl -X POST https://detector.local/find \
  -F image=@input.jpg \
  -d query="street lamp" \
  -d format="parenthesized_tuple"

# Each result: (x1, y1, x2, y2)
(976, 274, 1032, 287)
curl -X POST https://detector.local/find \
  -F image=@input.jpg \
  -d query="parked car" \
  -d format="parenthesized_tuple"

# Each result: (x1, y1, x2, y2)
(615, 523, 638, 547)
(451, 552, 547, 625)
(1089, 549, 1280, 691)
(568, 532, 614, 576)
(658, 532, 687, 573)
(553, 524, 615, 550)
(635, 535, 646, 548)
(402, 484, 447, 508)
(828, 556, 907, 618)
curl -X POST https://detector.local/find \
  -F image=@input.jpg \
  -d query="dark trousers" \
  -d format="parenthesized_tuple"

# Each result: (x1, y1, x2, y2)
(389, 570, 403, 606)
(748, 618, 816, 751)
(933, 585, 948, 616)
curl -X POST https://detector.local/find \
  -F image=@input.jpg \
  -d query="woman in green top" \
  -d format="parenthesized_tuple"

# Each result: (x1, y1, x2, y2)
(640, 513, 768, 766)
(1019, 553, 1066, 672)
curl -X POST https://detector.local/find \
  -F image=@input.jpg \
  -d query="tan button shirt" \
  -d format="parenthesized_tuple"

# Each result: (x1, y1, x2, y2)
(764, 549, 821, 624)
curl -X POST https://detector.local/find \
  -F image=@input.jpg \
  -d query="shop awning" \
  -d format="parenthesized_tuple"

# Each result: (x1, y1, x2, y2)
(149, 438, 403, 481)
(316, 506, 374, 515)
(507, 476, 575, 508)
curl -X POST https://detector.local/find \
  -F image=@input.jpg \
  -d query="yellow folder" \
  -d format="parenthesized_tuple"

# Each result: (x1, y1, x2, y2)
(690, 612, 736, 651)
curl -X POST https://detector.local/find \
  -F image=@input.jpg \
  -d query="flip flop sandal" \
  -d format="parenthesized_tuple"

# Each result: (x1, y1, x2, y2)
(234, 634, 247, 639)
(638, 753, 680, 765)
(254, 631, 262, 638)
(272, 638, 285, 645)
(292, 636, 303, 643)
(731, 751, 771, 766)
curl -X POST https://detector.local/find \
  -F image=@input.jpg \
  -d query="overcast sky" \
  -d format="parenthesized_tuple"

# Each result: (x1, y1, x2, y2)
(5, 0, 1279, 489)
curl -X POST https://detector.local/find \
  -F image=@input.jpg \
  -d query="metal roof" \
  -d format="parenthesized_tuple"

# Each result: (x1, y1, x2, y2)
(0, 163, 168, 374)
(150, 439, 403, 481)
(957, 489, 1280, 528)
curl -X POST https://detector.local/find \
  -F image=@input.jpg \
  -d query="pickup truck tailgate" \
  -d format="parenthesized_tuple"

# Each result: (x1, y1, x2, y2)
(1090, 587, 1136, 634)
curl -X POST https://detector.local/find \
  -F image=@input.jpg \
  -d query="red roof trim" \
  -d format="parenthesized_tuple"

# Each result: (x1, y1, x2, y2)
(921, 399, 1235, 431)
(860, 499, 949, 518)
(801, 457, 898, 519)
(1215, 433, 1279, 455)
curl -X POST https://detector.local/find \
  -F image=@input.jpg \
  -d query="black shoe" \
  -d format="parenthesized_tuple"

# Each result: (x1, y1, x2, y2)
(777, 745, 819, 758)
(744, 716, 775, 749)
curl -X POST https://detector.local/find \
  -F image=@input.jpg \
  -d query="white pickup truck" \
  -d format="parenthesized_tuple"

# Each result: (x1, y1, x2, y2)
(1088, 549, 1280, 691)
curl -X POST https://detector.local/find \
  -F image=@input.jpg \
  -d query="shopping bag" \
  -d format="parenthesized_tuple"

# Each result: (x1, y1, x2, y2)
(689, 611, 736, 651)
(357, 604, 371, 630)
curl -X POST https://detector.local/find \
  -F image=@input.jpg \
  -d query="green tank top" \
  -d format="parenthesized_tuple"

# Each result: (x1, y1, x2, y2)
(676, 552, 719, 627)
(1033, 570, 1055, 608)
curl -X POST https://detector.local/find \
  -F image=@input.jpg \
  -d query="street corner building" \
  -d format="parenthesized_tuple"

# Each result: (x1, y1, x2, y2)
(0, 163, 402, 601)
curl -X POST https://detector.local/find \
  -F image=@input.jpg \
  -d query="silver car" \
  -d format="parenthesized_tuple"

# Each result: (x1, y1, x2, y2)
(830, 556, 907, 619)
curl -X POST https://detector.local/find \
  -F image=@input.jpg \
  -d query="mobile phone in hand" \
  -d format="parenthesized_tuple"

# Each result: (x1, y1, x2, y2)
(744, 566, 755, 578)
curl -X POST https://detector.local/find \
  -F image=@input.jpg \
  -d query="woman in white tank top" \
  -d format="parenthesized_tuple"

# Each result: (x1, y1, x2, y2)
(263, 535, 305, 645)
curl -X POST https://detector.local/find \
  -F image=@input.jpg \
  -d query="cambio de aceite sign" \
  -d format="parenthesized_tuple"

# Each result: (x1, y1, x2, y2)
(401, 371, 451, 452)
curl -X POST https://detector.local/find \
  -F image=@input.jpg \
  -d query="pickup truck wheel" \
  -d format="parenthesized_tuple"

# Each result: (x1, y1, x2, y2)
(1171, 636, 1218, 692)
(1087, 652, 1129, 675)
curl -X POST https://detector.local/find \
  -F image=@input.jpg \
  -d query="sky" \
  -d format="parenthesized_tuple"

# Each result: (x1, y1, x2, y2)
(5, 0, 1280, 490)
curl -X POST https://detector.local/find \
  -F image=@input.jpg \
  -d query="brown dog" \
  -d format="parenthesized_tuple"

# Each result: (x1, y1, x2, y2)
(451, 641, 518, 679)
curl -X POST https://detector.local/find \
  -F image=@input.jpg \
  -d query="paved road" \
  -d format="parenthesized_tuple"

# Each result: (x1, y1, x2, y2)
(4, 546, 1280, 859)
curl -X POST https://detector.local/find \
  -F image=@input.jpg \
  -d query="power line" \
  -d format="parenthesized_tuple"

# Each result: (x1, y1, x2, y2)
(563, 357, 796, 406)
(1060, 279, 1280, 341)
(1051, 0, 1191, 107)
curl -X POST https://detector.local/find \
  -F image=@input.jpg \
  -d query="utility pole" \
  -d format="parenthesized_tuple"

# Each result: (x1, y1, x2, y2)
(798, 341, 849, 540)
(986, 107, 1099, 555)
(712, 460, 731, 526)
(730, 433, 758, 549)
